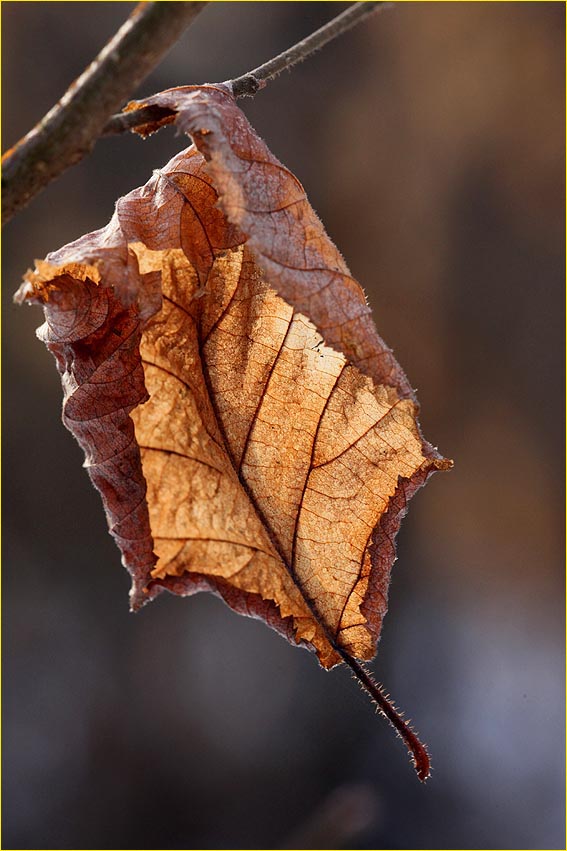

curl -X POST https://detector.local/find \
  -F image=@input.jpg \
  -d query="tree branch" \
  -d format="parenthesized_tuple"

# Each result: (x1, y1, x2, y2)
(2, 1, 390, 226)
(230, 1, 390, 98)
(2, 1, 207, 226)
(103, 1, 391, 136)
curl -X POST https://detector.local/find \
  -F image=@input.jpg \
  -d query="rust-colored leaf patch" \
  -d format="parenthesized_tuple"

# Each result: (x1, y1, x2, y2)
(16, 85, 451, 779)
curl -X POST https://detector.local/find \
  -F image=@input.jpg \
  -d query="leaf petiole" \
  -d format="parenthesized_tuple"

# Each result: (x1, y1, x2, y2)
(337, 649, 431, 782)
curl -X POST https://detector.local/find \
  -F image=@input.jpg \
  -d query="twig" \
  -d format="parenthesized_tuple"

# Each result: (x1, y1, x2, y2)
(103, 1, 391, 135)
(2, 2, 207, 226)
(3, 1, 390, 225)
(230, 1, 390, 97)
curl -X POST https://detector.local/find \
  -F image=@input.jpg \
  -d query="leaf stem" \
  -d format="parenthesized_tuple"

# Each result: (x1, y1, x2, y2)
(230, 2, 391, 97)
(337, 648, 431, 782)
(2, 1, 207, 226)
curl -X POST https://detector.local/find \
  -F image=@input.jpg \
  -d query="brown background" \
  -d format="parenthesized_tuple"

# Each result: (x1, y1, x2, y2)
(3, 2, 564, 848)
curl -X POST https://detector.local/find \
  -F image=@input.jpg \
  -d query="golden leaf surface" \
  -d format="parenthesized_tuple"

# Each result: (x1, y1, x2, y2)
(16, 86, 450, 676)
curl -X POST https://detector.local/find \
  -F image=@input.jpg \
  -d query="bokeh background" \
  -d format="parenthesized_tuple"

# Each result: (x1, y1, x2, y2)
(3, 2, 564, 848)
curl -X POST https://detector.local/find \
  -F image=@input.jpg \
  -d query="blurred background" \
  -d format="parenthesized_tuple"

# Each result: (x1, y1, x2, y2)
(3, 2, 564, 848)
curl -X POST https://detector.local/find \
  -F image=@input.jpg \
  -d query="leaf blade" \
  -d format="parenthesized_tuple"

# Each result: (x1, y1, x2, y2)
(16, 88, 452, 760)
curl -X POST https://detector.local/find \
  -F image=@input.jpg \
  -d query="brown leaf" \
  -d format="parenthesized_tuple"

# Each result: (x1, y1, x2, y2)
(16, 85, 451, 778)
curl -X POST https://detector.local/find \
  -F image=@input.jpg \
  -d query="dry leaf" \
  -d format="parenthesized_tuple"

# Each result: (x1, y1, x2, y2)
(16, 85, 451, 779)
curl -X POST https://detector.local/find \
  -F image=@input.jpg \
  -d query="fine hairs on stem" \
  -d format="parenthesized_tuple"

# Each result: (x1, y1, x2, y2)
(337, 649, 431, 782)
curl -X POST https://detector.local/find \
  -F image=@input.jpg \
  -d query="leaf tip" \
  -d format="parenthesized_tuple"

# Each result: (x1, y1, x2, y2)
(129, 581, 152, 613)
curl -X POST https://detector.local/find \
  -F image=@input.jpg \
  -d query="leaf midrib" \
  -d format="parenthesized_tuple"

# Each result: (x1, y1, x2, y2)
(195, 295, 347, 659)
